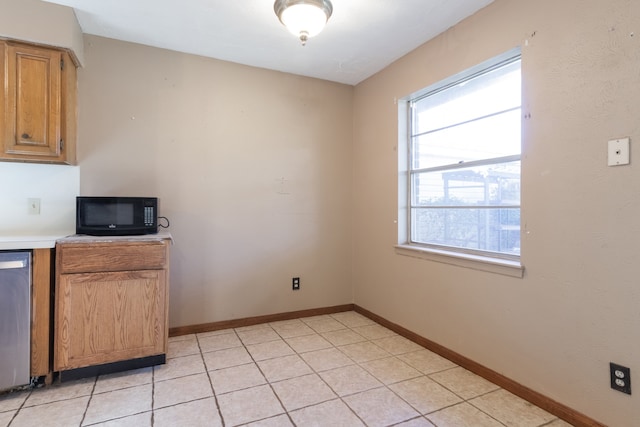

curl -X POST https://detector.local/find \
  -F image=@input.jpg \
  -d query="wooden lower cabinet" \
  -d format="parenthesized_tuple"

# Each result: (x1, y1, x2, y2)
(31, 248, 53, 379)
(54, 239, 169, 372)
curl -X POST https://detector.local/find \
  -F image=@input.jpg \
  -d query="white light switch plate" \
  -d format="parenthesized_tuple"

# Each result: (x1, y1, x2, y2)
(608, 138, 630, 166)
(28, 198, 41, 215)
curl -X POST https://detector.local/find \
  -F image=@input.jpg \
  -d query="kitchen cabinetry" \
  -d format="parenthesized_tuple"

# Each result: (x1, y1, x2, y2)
(31, 248, 53, 379)
(0, 40, 77, 164)
(54, 237, 169, 374)
(1, 243, 59, 381)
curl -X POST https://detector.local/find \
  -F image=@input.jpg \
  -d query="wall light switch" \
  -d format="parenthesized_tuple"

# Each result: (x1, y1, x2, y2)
(608, 138, 630, 166)
(28, 198, 41, 215)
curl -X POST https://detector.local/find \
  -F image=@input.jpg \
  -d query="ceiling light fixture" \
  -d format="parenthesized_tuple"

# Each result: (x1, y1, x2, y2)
(274, 0, 333, 46)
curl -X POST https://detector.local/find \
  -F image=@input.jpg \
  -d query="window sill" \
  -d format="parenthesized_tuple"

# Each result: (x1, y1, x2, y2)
(394, 244, 524, 278)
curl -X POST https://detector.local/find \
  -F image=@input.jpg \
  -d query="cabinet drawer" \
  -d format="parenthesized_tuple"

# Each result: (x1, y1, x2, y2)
(58, 241, 168, 273)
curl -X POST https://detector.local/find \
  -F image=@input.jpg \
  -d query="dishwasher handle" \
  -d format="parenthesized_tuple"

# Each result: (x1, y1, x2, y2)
(0, 260, 27, 270)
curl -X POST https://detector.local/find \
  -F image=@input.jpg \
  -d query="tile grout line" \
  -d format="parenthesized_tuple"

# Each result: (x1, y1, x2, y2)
(327, 314, 424, 425)
(151, 337, 235, 422)
(236, 316, 373, 425)
(83, 410, 151, 427)
(5, 387, 32, 427)
(327, 313, 511, 426)
(150, 363, 155, 426)
(335, 322, 431, 426)
(82, 372, 155, 426)
(464, 390, 513, 427)
(7, 311, 558, 427)
(238, 323, 296, 426)
(306, 314, 410, 425)
(323, 314, 395, 427)
(78, 375, 97, 427)
(362, 325, 550, 427)
(195, 331, 228, 427)
(277, 314, 370, 426)
(420, 364, 510, 425)
(339, 315, 445, 426)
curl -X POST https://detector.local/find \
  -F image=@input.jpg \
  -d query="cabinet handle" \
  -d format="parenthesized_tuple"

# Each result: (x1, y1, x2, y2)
(21, 133, 31, 139)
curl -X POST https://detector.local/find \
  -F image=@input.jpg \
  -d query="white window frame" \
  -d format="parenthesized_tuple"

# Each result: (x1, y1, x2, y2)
(396, 49, 524, 278)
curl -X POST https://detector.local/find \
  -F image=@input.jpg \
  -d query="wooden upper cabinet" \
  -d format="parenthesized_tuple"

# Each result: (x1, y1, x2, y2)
(0, 40, 77, 164)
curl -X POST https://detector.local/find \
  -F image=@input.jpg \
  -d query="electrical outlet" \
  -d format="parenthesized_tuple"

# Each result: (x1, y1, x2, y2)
(292, 277, 300, 290)
(610, 363, 631, 395)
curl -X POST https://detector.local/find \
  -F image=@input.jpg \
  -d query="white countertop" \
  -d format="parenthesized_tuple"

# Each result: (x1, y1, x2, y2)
(59, 231, 173, 244)
(0, 231, 172, 250)
(0, 234, 70, 250)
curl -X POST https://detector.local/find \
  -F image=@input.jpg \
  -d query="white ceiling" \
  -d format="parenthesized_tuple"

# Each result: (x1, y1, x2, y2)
(42, 0, 494, 85)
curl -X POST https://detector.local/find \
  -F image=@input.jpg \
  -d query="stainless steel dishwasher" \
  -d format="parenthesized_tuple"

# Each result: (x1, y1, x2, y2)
(0, 251, 31, 391)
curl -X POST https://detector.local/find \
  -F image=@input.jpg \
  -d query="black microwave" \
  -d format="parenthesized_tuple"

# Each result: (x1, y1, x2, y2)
(76, 197, 158, 236)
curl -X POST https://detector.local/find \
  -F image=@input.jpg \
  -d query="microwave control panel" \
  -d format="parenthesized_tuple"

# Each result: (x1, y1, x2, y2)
(144, 206, 155, 226)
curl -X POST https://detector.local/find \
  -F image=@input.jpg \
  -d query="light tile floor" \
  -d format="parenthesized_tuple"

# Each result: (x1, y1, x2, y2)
(0, 311, 574, 427)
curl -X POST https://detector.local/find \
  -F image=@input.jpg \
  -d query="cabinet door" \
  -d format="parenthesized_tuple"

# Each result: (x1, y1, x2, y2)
(54, 270, 167, 371)
(1, 42, 71, 162)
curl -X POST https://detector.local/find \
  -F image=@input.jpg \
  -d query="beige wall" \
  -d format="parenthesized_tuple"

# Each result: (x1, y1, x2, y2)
(352, 0, 639, 425)
(77, 35, 354, 328)
(0, 0, 84, 64)
(4, 0, 638, 423)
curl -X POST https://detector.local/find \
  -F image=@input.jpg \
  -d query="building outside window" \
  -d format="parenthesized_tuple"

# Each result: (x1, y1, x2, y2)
(404, 51, 521, 260)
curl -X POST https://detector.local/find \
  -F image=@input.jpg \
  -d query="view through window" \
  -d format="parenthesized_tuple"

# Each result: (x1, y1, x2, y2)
(407, 53, 522, 259)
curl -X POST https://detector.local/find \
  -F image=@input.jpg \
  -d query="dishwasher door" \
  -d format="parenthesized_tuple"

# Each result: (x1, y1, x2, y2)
(0, 251, 31, 391)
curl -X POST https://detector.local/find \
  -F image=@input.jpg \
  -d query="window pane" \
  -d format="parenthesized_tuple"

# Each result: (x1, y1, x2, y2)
(405, 51, 521, 258)
(411, 109, 521, 169)
(413, 59, 521, 135)
(411, 207, 520, 255)
(412, 161, 520, 207)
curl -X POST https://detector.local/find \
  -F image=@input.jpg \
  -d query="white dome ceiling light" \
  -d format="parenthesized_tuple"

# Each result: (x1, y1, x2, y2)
(274, 0, 333, 46)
